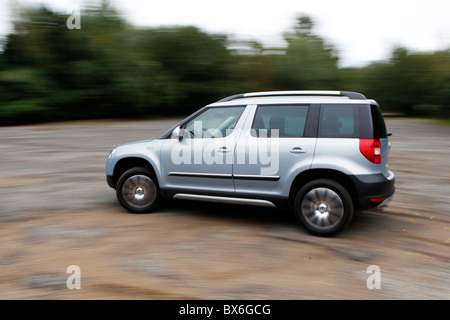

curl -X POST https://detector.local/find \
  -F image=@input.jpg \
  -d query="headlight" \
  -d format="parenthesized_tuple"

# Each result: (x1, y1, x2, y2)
(108, 148, 117, 159)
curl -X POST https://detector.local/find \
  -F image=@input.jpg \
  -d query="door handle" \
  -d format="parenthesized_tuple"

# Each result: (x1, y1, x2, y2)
(290, 147, 306, 154)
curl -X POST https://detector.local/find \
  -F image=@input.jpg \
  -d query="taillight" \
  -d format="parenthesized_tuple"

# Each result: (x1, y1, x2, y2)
(360, 139, 381, 164)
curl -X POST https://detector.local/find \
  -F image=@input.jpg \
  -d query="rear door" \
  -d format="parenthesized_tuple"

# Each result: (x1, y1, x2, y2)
(233, 104, 318, 199)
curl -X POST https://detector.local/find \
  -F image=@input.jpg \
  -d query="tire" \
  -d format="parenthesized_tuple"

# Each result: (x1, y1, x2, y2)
(294, 179, 353, 236)
(116, 167, 160, 213)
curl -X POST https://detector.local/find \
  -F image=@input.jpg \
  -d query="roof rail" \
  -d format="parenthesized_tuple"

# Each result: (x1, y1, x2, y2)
(218, 90, 366, 102)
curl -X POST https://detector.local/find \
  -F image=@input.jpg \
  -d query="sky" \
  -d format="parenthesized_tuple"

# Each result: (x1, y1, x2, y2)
(1, 0, 449, 67)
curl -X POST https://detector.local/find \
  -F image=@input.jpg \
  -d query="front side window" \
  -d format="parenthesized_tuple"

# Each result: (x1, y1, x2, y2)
(184, 106, 245, 138)
(251, 105, 309, 137)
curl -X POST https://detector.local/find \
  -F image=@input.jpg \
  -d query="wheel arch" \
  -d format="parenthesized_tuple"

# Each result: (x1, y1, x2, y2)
(289, 169, 358, 207)
(112, 157, 159, 189)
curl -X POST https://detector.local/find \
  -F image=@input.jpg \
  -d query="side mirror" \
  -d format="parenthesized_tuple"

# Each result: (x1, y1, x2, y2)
(171, 126, 183, 141)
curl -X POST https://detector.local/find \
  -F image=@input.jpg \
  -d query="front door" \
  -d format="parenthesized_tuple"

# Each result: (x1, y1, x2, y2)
(160, 105, 248, 195)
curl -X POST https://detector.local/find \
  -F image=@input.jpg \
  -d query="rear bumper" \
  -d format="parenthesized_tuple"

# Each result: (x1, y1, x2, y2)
(350, 171, 395, 210)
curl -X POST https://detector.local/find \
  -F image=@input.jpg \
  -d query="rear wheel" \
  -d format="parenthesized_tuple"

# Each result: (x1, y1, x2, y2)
(116, 167, 160, 213)
(294, 179, 353, 236)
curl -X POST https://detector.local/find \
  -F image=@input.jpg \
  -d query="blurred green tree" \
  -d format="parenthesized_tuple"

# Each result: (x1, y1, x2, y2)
(274, 15, 340, 90)
(137, 26, 234, 115)
(358, 48, 449, 115)
(0, 3, 448, 125)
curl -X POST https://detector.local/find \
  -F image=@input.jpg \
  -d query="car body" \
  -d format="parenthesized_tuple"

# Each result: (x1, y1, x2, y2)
(106, 91, 395, 236)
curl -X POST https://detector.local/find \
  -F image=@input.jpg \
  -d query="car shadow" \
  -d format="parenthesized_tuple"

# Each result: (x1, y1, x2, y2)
(159, 199, 296, 227)
(107, 196, 394, 237)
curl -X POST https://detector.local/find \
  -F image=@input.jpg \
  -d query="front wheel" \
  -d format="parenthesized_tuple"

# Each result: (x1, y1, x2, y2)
(116, 167, 160, 213)
(294, 179, 353, 236)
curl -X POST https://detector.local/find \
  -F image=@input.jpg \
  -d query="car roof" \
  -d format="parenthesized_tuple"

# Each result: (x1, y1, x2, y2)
(208, 91, 377, 107)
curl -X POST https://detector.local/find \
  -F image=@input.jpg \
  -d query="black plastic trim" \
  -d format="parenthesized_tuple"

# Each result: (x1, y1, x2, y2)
(168, 172, 232, 179)
(161, 187, 289, 208)
(233, 174, 280, 181)
(167, 172, 280, 181)
(349, 173, 395, 209)
(106, 175, 114, 189)
(304, 104, 320, 137)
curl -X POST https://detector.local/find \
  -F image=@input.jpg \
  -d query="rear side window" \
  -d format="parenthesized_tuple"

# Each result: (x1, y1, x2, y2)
(251, 105, 309, 137)
(370, 104, 388, 138)
(319, 105, 358, 138)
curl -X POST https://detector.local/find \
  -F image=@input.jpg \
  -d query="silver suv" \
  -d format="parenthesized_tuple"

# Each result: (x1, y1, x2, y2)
(106, 91, 395, 236)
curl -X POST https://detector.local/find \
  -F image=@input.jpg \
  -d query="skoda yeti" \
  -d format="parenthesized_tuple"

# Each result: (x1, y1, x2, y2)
(106, 91, 395, 236)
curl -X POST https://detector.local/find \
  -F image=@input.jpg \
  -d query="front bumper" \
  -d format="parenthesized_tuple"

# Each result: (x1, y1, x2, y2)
(106, 174, 115, 189)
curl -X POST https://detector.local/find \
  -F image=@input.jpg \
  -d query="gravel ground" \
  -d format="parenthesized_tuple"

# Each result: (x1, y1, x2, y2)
(0, 118, 449, 299)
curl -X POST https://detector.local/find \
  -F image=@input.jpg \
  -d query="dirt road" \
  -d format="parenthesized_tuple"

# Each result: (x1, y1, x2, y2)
(0, 118, 449, 299)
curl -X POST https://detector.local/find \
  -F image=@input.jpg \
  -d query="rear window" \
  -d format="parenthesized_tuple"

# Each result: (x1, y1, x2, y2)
(370, 104, 388, 138)
(319, 105, 358, 138)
